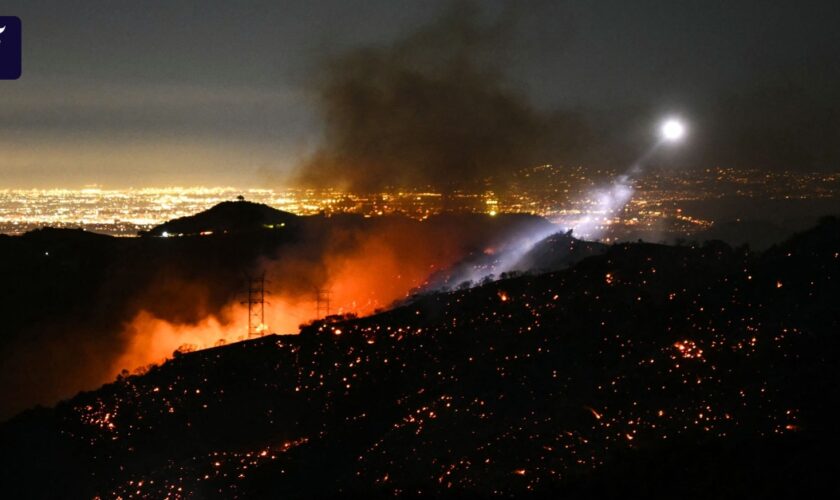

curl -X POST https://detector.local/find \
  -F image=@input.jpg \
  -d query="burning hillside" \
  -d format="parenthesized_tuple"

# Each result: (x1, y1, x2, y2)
(0, 202, 555, 419)
(2, 217, 838, 498)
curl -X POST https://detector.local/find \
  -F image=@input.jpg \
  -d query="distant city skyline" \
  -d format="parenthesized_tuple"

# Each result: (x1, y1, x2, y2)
(3, 166, 836, 246)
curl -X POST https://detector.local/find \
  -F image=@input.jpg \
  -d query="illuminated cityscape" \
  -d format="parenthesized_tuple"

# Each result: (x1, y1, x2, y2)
(2, 167, 837, 239)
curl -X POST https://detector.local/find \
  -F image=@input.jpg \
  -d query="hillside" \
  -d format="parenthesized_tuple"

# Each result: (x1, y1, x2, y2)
(1, 217, 838, 498)
(513, 230, 608, 271)
(145, 200, 300, 236)
(0, 209, 559, 420)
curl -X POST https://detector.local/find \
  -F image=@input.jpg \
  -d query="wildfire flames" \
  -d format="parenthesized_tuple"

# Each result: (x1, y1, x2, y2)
(0, 209, 546, 421)
(111, 224, 468, 377)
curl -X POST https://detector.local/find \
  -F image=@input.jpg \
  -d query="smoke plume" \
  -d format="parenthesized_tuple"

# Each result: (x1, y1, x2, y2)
(298, 2, 566, 192)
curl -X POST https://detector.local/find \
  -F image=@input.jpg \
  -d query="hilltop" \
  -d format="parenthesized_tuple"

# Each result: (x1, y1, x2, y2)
(514, 230, 608, 271)
(1, 217, 838, 498)
(145, 200, 300, 236)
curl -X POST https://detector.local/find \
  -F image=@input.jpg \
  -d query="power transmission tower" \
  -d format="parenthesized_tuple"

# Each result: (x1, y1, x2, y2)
(242, 273, 270, 338)
(315, 287, 331, 318)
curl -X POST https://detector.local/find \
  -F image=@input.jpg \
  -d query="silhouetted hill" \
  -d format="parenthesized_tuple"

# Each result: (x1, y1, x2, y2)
(513, 231, 608, 271)
(1, 217, 838, 498)
(418, 226, 594, 291)
(146, 200, 299, 236)
(20, 226, 115, 243)
(764, 214, 840, 257)
(691, 218, 793, 250)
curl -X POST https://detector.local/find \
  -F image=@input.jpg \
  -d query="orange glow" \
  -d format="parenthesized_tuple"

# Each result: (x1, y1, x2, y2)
(110, 222, 472, 377)
(673, 340, 703, 359)
(112, 301, 305, 375)
(323, 232, 442, 315)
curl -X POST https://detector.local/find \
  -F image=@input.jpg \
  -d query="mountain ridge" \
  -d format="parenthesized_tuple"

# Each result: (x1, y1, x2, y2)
(145, 200, 300, 236)
(2, 216, 838, 498)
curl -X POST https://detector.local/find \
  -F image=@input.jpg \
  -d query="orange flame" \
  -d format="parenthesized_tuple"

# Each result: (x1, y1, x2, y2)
(112, 224, 468, 376)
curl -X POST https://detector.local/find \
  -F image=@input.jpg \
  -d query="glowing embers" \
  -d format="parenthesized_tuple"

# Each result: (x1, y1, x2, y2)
(38, 237, 825, 498)
(111, 437, 310, 498)
(76, 399, 119, 434)
(673, 339, 704, 360)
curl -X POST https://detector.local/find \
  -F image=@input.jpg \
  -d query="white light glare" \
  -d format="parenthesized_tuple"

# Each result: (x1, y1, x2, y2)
(661, 118, 686, 142)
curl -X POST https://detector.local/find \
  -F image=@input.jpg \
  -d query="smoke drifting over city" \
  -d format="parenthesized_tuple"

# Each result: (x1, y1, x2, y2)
(297, 2, 840, 196)
(298, 3, 586, 192)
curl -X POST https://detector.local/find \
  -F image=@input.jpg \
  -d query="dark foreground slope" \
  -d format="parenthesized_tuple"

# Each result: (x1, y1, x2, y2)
(1, 217, 839, 499)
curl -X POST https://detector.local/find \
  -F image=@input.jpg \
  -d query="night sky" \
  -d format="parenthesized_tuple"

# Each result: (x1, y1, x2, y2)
(2, 0, 839, 187)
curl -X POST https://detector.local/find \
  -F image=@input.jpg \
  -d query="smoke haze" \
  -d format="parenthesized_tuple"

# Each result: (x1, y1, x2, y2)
(297, 2, 589, 192)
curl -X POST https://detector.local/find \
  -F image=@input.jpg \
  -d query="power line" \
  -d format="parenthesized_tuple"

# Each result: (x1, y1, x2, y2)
(315, 287, 331, 318)
(242, 272, 270, 338)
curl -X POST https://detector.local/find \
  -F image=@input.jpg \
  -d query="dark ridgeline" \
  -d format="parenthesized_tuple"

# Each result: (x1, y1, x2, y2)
(143, 200, 301, 237)
(1, 216, 838, 499)
(0, 201, 556, 421)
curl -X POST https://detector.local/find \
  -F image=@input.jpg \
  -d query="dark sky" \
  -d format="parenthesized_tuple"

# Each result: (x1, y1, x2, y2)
(1, 0, 838, 187)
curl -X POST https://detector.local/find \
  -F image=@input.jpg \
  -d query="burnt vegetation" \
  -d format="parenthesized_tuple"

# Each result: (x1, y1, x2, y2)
(1, 216, 839, 498)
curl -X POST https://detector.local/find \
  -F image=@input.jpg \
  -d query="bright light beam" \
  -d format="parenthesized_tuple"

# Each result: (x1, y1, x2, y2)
(660, 118, 686, 142)
(431, 116, 690, 290)
(564, 116, 689, 240)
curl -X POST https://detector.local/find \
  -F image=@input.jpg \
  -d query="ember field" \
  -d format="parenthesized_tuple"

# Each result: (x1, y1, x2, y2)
(2, 217, 838, 499)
